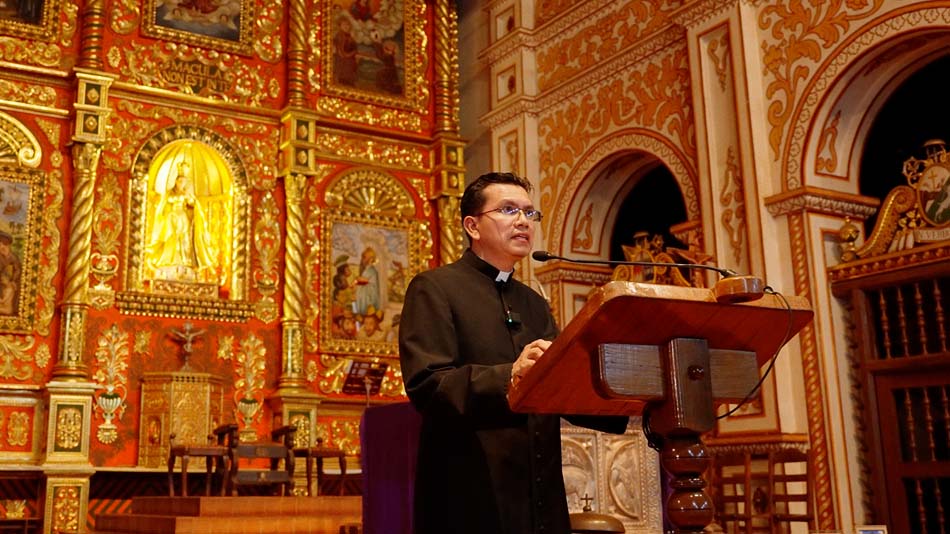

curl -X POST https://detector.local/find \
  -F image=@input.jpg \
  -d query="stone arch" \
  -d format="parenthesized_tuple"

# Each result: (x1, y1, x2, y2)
(548, 129, 698, 259)
(787, 9, 950, 191)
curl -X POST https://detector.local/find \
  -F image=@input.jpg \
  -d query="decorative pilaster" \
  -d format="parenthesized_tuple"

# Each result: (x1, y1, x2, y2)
(42, 381, 97, 534)
(286, 0, 307, 107)
(77, 0, 105, 70)
(280, 173, 307, 390)
(54, 71, 113, 381)
(277, 110, 319, 393)
(433, 0, 460, 134)
(433, 140, 466, 264)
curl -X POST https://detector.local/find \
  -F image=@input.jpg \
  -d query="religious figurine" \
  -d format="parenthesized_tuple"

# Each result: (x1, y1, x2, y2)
(146, 160, 217, 284)
(170, 321, 206, 371)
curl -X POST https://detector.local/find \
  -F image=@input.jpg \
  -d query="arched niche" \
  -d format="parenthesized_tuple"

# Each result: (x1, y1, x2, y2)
(557, 148, 697, 261)
(547, 130, 699, 260)
(122, 126, 251, 321)
(0, 111, 44, 333)
(795, 24, 950, 193)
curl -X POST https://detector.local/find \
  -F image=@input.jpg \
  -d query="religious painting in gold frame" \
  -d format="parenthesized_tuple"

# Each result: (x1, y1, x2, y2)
(142, 0, 254, 55)
(322, 0, 426, 110)
(0, 0, 59, 41)
(0, 166, 43, 333)
(321, 212, 421, 358)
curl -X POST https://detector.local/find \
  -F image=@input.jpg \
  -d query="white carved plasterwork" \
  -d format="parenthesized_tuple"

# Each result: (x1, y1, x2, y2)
(783, 6, 948, 189)
(545, 131, 697, 262)
(561, 419, 661, 533)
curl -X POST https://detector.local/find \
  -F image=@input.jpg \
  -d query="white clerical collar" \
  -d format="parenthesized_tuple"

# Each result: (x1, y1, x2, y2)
(495, 270, 512, 283)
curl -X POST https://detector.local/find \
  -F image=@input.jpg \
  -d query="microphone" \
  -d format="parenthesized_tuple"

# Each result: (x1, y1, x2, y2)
(531, 250, 738, 278)
(531, 250, 764, 303)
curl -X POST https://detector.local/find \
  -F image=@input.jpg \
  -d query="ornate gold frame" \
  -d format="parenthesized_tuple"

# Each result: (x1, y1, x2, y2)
(0, 166, 44, 333)
(321, 0, 427, 111)
(141, 0, 254, 55)
(320, 211, 424, 358)
(0, 0, 60, 41)
(120, 125, 252, 321)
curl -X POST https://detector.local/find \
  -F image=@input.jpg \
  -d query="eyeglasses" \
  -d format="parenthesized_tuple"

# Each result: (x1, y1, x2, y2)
(475, 205, 543, 222)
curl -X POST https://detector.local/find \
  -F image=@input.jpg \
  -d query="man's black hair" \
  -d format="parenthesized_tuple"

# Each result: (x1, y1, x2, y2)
(459, 172, 533, 230)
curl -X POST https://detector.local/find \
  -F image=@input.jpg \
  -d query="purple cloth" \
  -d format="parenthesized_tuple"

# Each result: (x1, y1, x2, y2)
(360, 402, 421, 534)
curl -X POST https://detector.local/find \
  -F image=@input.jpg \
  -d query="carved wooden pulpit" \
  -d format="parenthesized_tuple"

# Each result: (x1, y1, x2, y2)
(508, 281, 813, 533)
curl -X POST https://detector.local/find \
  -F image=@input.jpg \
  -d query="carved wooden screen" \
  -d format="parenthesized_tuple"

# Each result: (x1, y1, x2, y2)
(831, 256, 950, 533)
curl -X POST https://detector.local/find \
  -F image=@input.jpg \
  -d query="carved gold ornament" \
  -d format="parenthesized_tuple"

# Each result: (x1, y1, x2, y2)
(122, 126, 252, 321)
(217, 333, 266, 436)
(93, 325, 131, 445)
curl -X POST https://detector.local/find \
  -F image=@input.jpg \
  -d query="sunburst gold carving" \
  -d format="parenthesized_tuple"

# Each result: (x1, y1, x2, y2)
(0, 111, 42, 168)
(324, 169, 414, 216)
(253, 191, 280, 323)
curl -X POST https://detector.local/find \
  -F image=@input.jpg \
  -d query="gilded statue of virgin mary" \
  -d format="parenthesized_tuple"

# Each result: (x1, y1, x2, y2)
(146, 160, 216, 282)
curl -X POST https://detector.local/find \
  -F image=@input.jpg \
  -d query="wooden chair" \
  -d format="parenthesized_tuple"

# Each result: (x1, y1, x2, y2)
(167, 432, 230, 496)
(710, 448, 814, 534)
(293, 438, 347, 496)
(213, 423, 297, 496)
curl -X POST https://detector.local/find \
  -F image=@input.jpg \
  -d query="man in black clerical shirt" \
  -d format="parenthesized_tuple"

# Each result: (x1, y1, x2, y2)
(399, 172, 628, 534)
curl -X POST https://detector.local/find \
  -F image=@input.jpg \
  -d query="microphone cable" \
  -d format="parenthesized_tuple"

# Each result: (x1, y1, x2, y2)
(716, 286, 794, 420)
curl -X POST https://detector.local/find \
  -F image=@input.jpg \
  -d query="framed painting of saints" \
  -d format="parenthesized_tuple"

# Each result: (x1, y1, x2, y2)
(322, 0, 426, 110)
(142, 0, 254, 55)
(320, 213, 423, 358)
(0, 167, 43, 333)
(0, 0, 59, 41)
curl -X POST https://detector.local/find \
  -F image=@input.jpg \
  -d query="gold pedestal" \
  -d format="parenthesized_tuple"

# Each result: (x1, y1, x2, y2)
(138, 372, 225, 468)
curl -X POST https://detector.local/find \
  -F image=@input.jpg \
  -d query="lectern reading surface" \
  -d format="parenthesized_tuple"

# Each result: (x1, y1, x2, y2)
(508, 281, 812, 416)
(508, 280, 813, 534)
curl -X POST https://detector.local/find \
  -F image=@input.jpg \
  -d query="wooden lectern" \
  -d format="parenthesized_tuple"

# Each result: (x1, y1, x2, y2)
(508, 281, 813, 533)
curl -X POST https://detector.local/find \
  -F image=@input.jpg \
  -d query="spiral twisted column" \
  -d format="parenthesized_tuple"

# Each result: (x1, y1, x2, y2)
(78, 0, 106, 70)
(433, 0, 460, 133)
(54, 143, 101, 380)
(286, 0, 307, 107)
(278, 173, 307, 390)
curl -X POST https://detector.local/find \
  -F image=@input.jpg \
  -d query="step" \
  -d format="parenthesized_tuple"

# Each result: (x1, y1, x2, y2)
(95, 512, 361, 534)
(130, 496, 360, 517)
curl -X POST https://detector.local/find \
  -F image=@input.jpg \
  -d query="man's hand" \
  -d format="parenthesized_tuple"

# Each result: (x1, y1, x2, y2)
(510, 339, 552, 388)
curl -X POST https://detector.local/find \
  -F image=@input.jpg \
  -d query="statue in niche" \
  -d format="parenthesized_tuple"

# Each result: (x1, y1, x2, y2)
(146, 160, 215, 283)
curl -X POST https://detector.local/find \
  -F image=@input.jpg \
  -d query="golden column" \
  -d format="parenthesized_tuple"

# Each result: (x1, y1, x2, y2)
(267, 0, 322, 448)
(432, 0, 465, 264)
(44, 6, 114, 523)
